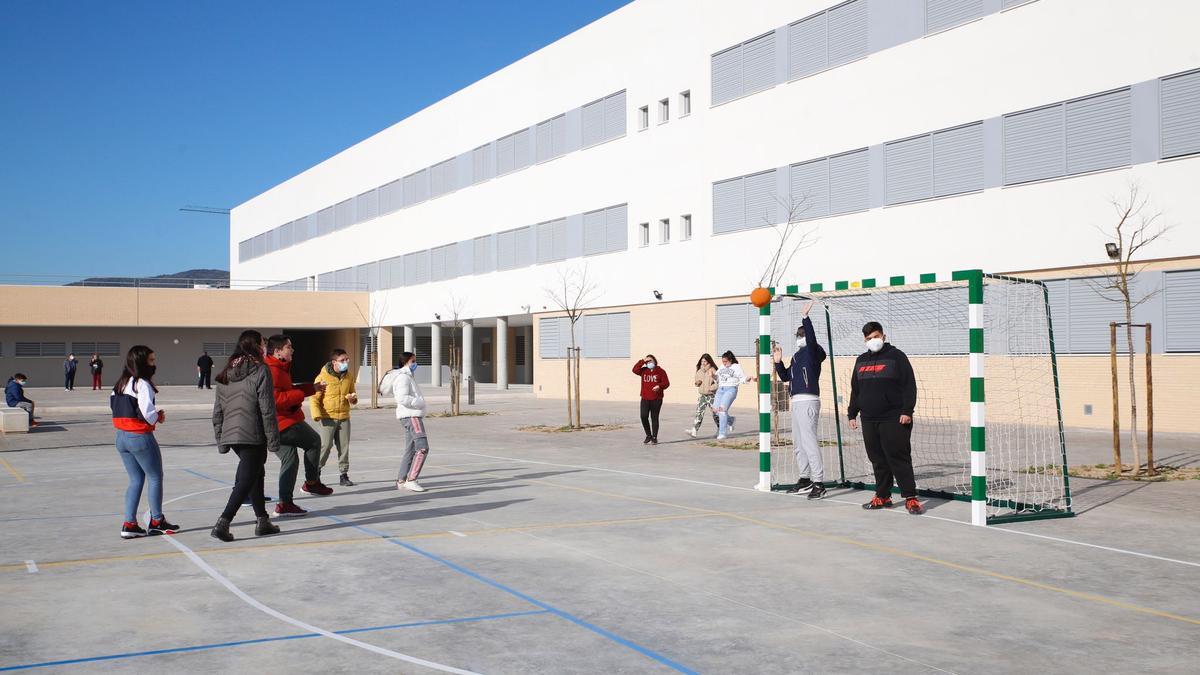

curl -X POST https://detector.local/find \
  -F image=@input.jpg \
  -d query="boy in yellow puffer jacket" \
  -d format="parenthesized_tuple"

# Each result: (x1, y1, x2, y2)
(312, 348, 358, 486)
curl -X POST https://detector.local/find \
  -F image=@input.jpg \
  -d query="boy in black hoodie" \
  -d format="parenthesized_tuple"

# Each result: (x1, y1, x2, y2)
(847, 321, 924, 515)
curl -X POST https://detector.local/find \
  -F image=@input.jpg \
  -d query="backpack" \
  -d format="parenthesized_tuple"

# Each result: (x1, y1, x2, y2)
(378, 368, 402, 398)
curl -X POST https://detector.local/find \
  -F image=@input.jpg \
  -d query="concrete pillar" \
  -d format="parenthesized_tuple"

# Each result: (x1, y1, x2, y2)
(496, 316, 509, 390)
(403, 325, 414, 362)
(431, 322, 442, 387)
(378, 326, 393, 373)
(462, 320, 474, 384)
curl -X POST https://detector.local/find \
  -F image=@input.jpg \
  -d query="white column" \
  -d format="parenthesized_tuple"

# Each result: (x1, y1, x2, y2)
(496, 316, 509, 390)
(403, 325, 414, 363)
(430, 323, 442, 387)
(462, 320, 474, 385)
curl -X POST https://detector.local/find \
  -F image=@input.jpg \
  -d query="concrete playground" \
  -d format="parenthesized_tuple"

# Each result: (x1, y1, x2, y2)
(1, 389, 1198, 673)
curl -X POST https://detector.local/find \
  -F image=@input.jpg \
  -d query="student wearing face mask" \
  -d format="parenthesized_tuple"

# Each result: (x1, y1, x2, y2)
(6, 373, 37, 428)
(111, 345, 177, 538)
(312, 348, 358, 487)
(632, 354, 670, 444)
(773, 301, 828, 499)
(392, 352, 431, 491)
(847, 321, 922, 514)
(713, 351, 756, 440)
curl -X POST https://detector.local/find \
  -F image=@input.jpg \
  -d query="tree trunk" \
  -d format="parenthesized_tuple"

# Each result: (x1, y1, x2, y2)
(1125, 301, 1140, 474)
(574, 347, 581, 429)
(565, 347, 573, 428)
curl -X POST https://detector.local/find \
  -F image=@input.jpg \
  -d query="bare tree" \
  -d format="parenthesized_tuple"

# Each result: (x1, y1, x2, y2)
(545, 265, 601, 429)
(758, 195, 818, 290)
(443, 294, 469, 416)
(1089, 182, 1172, 475)
(352, 295, 390, 409)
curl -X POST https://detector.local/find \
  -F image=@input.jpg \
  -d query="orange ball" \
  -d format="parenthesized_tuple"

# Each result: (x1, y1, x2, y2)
(750, 287, 772, 308)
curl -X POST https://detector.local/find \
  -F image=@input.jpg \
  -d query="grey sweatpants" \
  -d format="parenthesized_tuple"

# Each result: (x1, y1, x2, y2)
(317, 418, 351, 474)
(397, 417, 429, 483)
(790, 397, 823, 483)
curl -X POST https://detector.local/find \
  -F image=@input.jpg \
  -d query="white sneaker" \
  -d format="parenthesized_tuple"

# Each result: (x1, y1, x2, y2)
(716, 435, 727, 440)
(686, 428, 697, 438)
(396, 480, 405, 491)
(404, 480, 426, 492)
(728, 418, 736, 434)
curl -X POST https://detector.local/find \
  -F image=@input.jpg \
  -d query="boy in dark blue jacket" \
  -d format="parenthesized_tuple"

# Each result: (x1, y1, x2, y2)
(773, 301, 828, 499)
(6, 373, 36, 427)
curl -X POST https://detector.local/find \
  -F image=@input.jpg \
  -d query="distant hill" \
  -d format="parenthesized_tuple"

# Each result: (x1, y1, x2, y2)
(67, 269, 230, 288)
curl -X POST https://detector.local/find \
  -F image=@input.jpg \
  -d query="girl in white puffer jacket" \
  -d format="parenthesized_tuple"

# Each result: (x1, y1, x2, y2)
(391, 352, 430, 492)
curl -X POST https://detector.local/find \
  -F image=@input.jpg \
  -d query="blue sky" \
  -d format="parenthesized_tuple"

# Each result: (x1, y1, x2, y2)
(0, 1, 628, 279)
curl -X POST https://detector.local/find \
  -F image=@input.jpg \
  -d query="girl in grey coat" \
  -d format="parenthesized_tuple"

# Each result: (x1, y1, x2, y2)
(210, 330, 282, 542)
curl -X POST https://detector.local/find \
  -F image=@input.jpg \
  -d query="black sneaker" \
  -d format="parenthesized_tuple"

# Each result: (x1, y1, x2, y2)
(339, 473, 355, 487)
(807, 483, 827, 500)
(643, 436, 652, 444)
(148, 517, 179, 535)
(120, 521, 146, 539)
(650, 437, 658, 445)
(787, 478, 814, 494)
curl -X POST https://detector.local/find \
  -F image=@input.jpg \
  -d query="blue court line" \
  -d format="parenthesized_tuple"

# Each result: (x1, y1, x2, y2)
(0, 610, 550, 671)
(183, 467, 232, 485)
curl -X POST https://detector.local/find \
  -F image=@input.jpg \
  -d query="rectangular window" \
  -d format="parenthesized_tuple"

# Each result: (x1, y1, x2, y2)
(885, 134, 934, 205)
(581, 90, 626, 147)
(473, 236, 494, 273)
(829, 148, 870, 215)
(381, 255, 404, 289)
(680, 90, 691, 116)
(293, 215, 310, 244)
(638, 106, 649, 131)
(472, 143, 491, 183)
(583, 208, 607, 256)
(536, 218, 568, 264)
(1165, 269, 1200, 352)
(1161, 69, 1200, 159)
(73, 342, 120, 357)
(357, 189, 380, 223)
(334, 198, 355, 230)
(536, 115, 567, 162)
(512, 127, 532, 170)
(403, 251, 429, 286)
(681, 214, 692, 240)
(238, 239, 251, 262)
(790, 157, 829, 219)
(495, 133, 516, 175)
(317, 271, 335, 290)
(788, 11, 828, 80)
(826, 0, 869, 67)
(515, 335, 527, 366)
(1003, 103, 1064, 185)
(379, 180, 402, 215)
(317, 207, 334, 236)
(741, 31, 776, 96)
(658, 98, 669, 123)
(429, 158, 457, 199)
(932, 122, 985, 197)
(639, 222, 650, 247)
(744, 169, 778, 228)
(711, 44, 742, 105)
(925, 0, 985, 35)
(278, 221, 294, 249)
(659, 218, 670, 243)
(538, 316, 570, 358)
(712, 176, 745, 233)
(605, 203, 628, 252)
(1004, 87, 1131, 185)
(580, 312, 631, 359)
(402, 169, 429, 206)
(430, 244, 457, 282)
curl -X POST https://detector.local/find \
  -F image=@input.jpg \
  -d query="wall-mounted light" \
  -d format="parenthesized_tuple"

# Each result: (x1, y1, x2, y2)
(652, 290, 663, 300)
(520, 304, 531, 314)
(434, 313, 441, 321)
(1105, 242, 1121, 260)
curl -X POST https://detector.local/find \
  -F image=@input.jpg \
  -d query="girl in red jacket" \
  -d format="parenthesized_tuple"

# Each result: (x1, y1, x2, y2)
(632, 354, 669, 445)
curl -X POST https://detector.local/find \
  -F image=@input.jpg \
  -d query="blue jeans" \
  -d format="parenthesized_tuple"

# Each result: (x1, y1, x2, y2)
(714, 386, 739, 437)
(116, 430, 164, 522)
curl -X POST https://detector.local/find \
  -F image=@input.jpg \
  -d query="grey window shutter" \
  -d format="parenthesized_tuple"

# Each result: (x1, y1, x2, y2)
(827, 0, 868, 67)
(536, 221, 556, 263)
(788, 12, 827, 81)
(712, 177, 745, 233)
(379, 180, 402, 215)
(608, 312, 631, 358)
(552, 114, 567, 156)
(933, 122, 984, 197)
(265, 228, 278, 253)
(606, 204, 628, 252)
(925, 0, 984, 34)
(539, 317, 561, 358)
(496, 134, 516, 175)
(430, 246, 445, 282)
(885, 134, 934, 205)
(1066, 278, 1128, 353)
(582, 314, 609, 358)
(496, 230, 517, 270)
(514, 226, 534, 267)
(474, 235, 494, 273)
(238, 240, 251, 262)
(551, 218, 567, 261)
(334, 198, 355, 230)
(582, 98, 606, 147)
(583, 209, 607, 255)
(279, 221, 293, 249)
(829, 148, 870, 214)
(513, 128, 532, 170)
(744, 169, 778, 229)
(472, 144, 491, 183)
(1165, 270, 1200, 352)
(440, 244, 458, 280)
(1001, 0, 1033, 8)
(334, 267, 354, 289)
(381, 256, 402, 288)
(357, 189, 379, 221)
(353, 264, 369, 290)
(318, 271, 334, 290)
(604, 91, 626, 140)
(789, 158, 829, 219)
(430, 159, 455, 198)
(1065, 88, 1131, 175)
(536, 118, 554, 162)
(251, 233, 263, 258)
(716, 304, 753, 357)
(457, 240, 473, 277)
(1161, 70, 1200, 159)
(294, 215, 310, 243)
(403, 169, 429, 205)
(711, 45, 743, 105)
(317, 207, 334, 236)
(1003, 104, 1065, 185)
(742, 32, 776, 95)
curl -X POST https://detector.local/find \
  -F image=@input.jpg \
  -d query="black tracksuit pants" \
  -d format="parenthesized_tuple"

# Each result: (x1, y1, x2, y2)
(639, 399, 662, 439)
(861, 419, 917, 499)
(221, 445, 268, 520)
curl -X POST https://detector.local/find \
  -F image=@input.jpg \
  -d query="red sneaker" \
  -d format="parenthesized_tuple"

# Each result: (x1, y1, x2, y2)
(302, 481, 333, 496)
(905, 497, 925, 515)
(862, 496, 894, 510)
(275, 501, 308, 517)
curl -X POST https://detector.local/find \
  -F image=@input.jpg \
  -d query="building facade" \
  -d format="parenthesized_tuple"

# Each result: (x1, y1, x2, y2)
(229, 0, 1200, 430)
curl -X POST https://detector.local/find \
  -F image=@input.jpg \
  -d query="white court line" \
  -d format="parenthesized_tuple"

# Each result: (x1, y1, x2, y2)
(149, 487, 481, 674)
(463, 452, 1200, 569)
(448, 531, 467, 538)
(25, 560, 37, 573)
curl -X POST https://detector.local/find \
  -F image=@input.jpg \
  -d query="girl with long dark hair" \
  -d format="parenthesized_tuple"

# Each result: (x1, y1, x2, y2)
(210, 330, 282, 542)
(713, 350, 755, 440)
(632, 353, 670, 444)
(111, 345, 175, 538)
(686, 353, 720, 438)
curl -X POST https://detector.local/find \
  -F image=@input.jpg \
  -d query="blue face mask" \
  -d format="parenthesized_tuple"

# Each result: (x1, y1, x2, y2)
(409, 363, 418, 375)
(335, 361, 349, 373)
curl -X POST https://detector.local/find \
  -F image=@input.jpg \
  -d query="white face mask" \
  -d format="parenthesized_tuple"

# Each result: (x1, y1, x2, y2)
(335, 361, 349, 373)
(865, 337, 884, 353)
(645, 361, 656, 369)
(795, 338, 806, 349)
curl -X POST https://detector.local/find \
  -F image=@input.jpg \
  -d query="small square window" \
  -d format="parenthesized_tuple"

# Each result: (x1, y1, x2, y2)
(638, 222, 650, 247)
(638, 106, 649, 131)
(659, 218, 670, 244)
(658, 98, 669, 124)
(681, 214, 692, 240)
(680, 90, 691, 117)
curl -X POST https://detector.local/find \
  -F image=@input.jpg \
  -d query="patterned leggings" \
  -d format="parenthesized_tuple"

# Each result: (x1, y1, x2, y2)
(692, 393, 720, 433)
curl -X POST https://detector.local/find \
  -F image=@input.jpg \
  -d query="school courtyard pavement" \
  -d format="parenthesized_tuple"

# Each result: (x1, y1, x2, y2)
(1, 388, 1197, 673)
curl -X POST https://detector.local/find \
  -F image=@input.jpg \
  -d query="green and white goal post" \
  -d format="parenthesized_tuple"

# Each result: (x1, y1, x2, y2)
(754, 270, 1075, 526)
